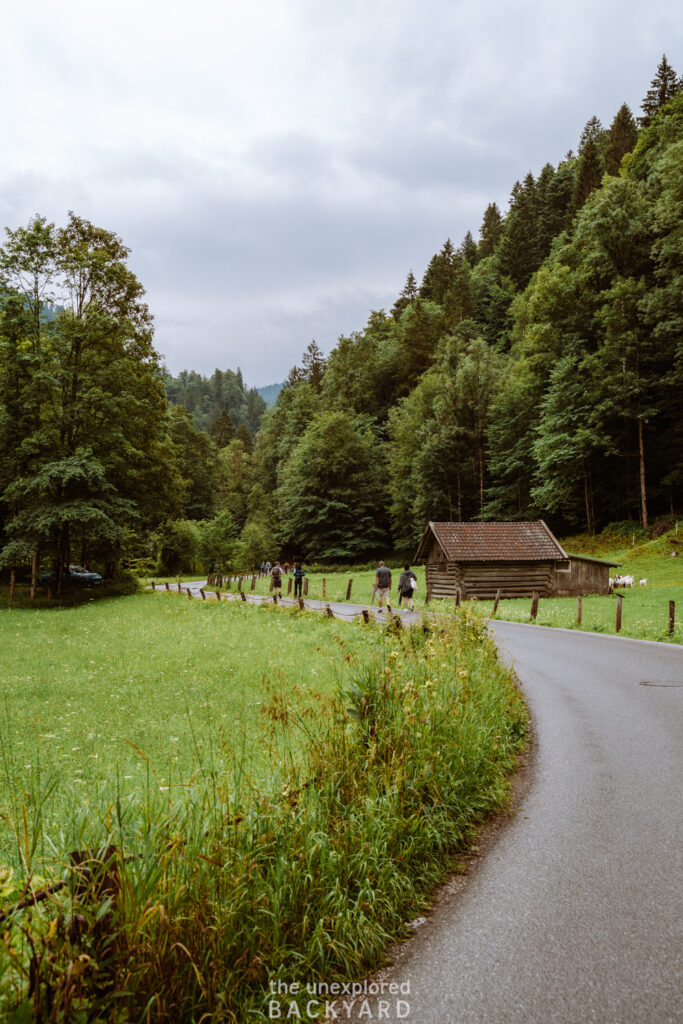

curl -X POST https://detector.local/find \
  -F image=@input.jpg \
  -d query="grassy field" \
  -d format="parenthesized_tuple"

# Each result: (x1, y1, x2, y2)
(201, 529, 683, 643)
(0, 594, 381, 868)
(1, 595, 526, 1021)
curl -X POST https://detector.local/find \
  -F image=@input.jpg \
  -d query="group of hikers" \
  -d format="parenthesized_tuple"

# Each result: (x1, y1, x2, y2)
(375, 562, 418, 612)
(256, 558, 418, 612)
(260, 560, 306, 598)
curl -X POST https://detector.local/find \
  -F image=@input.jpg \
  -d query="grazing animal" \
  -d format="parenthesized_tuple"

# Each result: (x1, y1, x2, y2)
(639, 578, 647, 587)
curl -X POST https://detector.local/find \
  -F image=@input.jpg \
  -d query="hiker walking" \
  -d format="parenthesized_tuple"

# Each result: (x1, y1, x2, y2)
(374, 561, 392, 611)
(271, 561, 283, 598)
(397, 563, 417, 612)
(293, 562, 306, 598)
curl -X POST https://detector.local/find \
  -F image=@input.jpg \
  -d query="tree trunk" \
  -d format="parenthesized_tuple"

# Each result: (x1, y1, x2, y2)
(30, 550, 37, 600)
(638, 416, 648, 529)
(583, 460, 593, 536)
(9, 569, 15, 601)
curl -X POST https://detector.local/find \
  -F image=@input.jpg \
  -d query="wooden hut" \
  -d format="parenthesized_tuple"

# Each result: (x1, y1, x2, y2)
(415, 521, 570, 600)
(551, 553, 620, 597)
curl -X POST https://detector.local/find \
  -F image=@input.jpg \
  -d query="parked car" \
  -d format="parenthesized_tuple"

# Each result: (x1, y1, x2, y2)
(39, 564, 104, 587)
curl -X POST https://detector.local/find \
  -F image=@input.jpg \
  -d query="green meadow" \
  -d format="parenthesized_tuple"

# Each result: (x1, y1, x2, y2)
(0, 597, 526, 1021)
(0, 595, 380, 868)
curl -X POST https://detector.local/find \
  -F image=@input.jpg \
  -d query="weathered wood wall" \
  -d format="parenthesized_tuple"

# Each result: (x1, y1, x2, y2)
(550, 558, 611, 597)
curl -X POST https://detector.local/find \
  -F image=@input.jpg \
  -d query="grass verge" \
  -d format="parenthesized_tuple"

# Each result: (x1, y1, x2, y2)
(0, 603, 526, 1022)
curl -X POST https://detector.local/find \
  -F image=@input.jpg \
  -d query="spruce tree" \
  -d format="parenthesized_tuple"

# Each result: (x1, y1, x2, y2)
(639, 55, 681, 127)
(458, 230, 478, 265)
(579, 115, 605, 153)
(391, 270, 417, 320)
(419, 239, 457, 303)
(567, 135, 603, 221)
(478, 203, 504, 258)
(604, 103, 638, 174)
(496, 175, 542, 288)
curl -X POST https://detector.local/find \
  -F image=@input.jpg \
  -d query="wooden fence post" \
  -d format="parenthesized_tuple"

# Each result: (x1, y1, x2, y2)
(362, 609, 370, 623)
(577, 595, 582, 626)
(492, 589, 501, 615)
(668, 600, 675, 636)
(298, 597, 305, 610)
(325, 603, 333, 618)
(240, 592, 246, 602)
(304, 578, 309, 596)
(177, 581, 182, 592)
(425, 585, 431, 605)
(237, 577, 242, 592)
(616, 593, 622, 632)
(455, 587, 461, 608)
(215, 590, 221, 601)
(151, 582, 156, 591)
(187, 588, 192, 599)
(530, 591, 539, 620)
(165, 582, 170, 591)
(287, 577, 292, 594)
(269, 578, 273, 591)
(322, 578, 326, 599)
(9, 569, 15, 602)
(200, 589, 206, 600)
(346, 579, 353, 601)
(371, 584, 377, 603)
(30, 550, 37, 601)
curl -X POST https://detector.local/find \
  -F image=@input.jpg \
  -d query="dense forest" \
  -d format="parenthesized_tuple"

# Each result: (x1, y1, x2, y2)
(0, 58, 681, 583)
(163, 366, 266, 443)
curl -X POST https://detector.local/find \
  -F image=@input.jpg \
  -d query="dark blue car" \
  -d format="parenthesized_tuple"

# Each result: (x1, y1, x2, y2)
(39, 564, 103, 587)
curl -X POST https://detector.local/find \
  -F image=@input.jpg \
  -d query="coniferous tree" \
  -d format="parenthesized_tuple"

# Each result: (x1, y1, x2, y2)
(478, 203, 504, 258)
(419, 239, 457, 303)
(579, 115, 605, 153)
(210, 409, 235, 447)
(458, 230, 478, 265)
(567, 135, 604, 221)
(391, 270, 418, 320)
(496, 175, 542, 288)
(639, 55, 681, 127)
(604, 103, 638, 174)
(301, 340, 326, 392)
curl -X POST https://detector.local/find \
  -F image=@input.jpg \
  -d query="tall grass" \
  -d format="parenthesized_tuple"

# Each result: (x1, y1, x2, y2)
(0, 608, 526, 1022)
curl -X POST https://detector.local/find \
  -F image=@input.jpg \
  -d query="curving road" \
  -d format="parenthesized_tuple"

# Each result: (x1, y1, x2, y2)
(358, 623, 683, 1024)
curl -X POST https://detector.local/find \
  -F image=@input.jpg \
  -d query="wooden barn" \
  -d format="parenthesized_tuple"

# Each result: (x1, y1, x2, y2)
(414, 520, 615, 600)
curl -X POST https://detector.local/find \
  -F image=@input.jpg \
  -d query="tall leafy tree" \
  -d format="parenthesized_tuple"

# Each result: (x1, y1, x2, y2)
(0, 214, 173, 590)
(277, 412, 388, 559)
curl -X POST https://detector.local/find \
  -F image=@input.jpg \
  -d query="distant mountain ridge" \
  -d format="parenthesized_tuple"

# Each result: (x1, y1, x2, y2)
(256, 382, 282, 406)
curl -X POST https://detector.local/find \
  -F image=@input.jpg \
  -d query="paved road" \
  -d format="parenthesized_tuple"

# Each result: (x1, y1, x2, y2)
(356, 622, 682, 1024)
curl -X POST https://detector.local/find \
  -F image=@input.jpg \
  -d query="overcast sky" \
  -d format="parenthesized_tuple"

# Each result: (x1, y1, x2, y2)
(1, 1, 680, 386)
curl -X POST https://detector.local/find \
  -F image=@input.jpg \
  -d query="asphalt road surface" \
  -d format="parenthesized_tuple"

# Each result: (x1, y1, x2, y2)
(357, 622, 683, 1024)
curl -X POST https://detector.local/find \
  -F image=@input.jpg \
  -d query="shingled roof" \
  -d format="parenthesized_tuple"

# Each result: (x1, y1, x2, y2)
(415, 521, 569, 563)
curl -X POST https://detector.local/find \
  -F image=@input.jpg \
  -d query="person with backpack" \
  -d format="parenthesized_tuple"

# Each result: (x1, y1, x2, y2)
(271, 561, 283, 597)
(374, 561, 392, 611)
(293, 562, 306, 598)
(397, 563, 418, 612)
